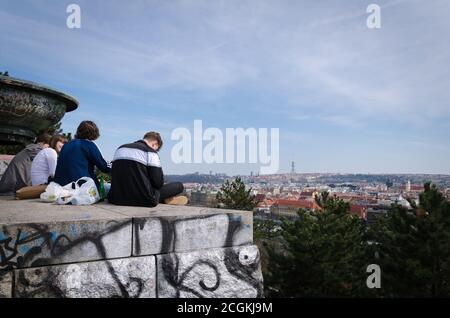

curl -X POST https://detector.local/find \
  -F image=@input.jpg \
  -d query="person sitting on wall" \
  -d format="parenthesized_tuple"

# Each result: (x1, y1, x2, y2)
(107, 131, 188, 207)
(31, 134, 67, 186)
(0, 133, 51, 195)
(54, 121, 111, 188)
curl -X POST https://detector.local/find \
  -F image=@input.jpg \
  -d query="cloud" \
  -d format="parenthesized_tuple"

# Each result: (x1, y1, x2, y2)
(2, 0, 450, 173)
(2, 0, 450, 124)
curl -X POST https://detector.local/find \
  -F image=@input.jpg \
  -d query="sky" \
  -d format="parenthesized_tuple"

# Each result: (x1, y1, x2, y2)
(1, 0, 450, 175)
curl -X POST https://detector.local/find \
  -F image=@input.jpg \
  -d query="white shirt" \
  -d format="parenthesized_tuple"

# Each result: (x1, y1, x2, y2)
(31, 148, 58, 186)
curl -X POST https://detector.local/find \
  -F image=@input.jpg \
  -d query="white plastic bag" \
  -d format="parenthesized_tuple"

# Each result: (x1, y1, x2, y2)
(40, 182, 72, 203)
(40, 177, 100, 205)
(68, 177, 100, 205)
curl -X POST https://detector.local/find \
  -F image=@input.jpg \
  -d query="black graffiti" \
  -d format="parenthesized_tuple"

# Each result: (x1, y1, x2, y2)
(134, 213, 252, 255)
(161, 255, 221, 298)
(224, 215, 264, 298)
(0, 220, 148, 298)
(1, 211, 264, 298)
(158, 213, 263, 298)
(0, 224, 53, 275)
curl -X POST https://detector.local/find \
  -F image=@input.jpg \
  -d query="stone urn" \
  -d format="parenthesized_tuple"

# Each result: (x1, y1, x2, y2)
(0, 75, 78, 145)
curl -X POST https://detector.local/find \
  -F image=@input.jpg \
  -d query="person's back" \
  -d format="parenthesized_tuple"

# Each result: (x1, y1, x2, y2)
(108, 132, 186, 207)
(54, 139, 110, 186)
(54, 121, 110, 186)
(108, 140, 162, 207)
(0, 134, 51, 195)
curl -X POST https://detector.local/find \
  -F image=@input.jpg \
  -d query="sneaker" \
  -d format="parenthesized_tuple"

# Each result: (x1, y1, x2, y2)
(164, 195, 188, 206)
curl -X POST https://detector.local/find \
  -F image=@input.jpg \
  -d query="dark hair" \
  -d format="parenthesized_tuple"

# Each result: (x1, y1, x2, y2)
(143, 131, 163, 150)
(50, 134, 67, 150)
(75, 121, 100, 140)
(35, 133, 51, 144)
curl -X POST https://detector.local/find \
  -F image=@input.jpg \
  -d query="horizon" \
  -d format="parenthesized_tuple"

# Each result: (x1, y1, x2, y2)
(167, 170, 450, 178)
(2, 0, 450, 175)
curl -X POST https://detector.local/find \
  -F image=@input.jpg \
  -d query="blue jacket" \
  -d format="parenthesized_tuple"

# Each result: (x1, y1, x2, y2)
(54, 139, 111, 186)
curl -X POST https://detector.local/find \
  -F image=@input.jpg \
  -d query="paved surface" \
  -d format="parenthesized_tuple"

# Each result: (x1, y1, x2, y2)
(0, 197, 249, 224)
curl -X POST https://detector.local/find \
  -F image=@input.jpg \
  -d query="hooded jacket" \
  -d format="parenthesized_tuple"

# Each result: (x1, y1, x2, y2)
(0, 143, 44, 194)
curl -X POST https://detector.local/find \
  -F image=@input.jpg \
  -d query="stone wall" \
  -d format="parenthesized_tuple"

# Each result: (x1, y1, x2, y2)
(0, 198, 263, 298)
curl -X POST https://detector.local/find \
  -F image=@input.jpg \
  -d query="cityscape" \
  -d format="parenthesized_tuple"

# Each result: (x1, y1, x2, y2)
(175, 163, 450, 224)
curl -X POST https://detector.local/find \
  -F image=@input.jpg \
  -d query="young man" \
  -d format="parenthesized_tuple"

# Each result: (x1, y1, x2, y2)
(107, 132, 187, 207)
(0, 133, 51, 195)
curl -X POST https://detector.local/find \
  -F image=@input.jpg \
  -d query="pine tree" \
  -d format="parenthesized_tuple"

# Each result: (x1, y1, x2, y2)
(265, 196, 373, 297)
(216, 177, 258, 211)
(369, 183, 450, 297)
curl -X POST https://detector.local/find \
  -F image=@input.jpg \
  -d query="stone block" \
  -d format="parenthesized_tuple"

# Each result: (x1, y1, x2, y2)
(157, 245, 264, 298)
(0, 219, 132, 270)
(133, 212, 253, 256)
(14, 256, 156, 298)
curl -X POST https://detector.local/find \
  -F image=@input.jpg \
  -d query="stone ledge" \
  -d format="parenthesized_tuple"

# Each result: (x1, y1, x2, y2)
(0, 198, 260, 298)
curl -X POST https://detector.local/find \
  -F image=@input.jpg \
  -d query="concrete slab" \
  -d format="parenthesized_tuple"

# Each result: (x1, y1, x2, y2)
(14, 256, 156, 298)
(157, 245, 264, 298)
(1, 219, 132, 269)
(0, 197, 129, 224)
(133, 212, 253, 256)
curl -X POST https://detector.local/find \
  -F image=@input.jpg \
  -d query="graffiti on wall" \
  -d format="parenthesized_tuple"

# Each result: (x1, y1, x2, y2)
(158, 215, 263, 298)
(1, 211, 262, 298)
(134, 213, 253, 255)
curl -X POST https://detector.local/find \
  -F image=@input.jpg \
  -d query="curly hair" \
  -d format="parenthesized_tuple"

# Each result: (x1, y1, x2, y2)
(75, 121, 100, 140)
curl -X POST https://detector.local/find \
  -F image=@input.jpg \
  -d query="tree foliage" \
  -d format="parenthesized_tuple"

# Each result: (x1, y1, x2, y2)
(265, 196, 373, 297)
(261, 184, 450, 297)
(216, 177, 258, 211)
(368, 182, 450, 297)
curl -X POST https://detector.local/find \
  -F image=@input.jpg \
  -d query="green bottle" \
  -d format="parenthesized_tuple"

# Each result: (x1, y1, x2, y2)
(99, 176, 105, 201)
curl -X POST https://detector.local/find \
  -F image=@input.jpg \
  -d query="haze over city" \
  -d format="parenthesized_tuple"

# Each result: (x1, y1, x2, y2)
(1, 0, 450, 175)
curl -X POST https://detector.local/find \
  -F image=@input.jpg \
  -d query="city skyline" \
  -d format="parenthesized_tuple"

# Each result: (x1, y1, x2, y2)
(1, 0, 450, 175)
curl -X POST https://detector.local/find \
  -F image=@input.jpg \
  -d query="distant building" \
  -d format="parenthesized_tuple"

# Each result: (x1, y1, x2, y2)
(400, 183, 423, 192)
(298, 189, 318, 199)
(350, 204, 367, 219)
(270, 199, 321, 217)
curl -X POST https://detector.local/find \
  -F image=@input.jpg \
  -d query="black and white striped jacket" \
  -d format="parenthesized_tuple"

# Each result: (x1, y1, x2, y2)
(107, 140, 163, 207)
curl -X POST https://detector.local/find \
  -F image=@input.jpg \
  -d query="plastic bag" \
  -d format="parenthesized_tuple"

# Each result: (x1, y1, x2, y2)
(40, 177, 100, 205)
(67, 177, 100, 205)
(40, 182, 72, 203)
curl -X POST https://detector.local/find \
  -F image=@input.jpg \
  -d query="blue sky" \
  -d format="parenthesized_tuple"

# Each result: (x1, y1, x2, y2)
(1, 0, 450, 175)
